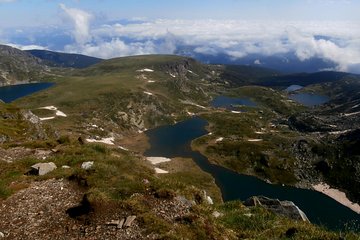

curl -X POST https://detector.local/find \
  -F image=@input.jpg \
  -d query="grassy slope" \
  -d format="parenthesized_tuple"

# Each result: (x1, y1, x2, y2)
(1, 55, 359, 237)
(0, 135, 357, 239)
(15, 55, 214, 137)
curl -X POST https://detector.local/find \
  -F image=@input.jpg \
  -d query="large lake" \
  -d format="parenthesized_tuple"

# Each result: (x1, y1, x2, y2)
(145, 117, 360, 231)
(0, 83, 54, 103)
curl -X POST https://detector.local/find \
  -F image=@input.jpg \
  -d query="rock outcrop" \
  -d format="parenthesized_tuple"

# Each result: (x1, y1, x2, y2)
(0, 44, 50, 86)
(244, 196, 309, 222)
(30, 162, 57, 176)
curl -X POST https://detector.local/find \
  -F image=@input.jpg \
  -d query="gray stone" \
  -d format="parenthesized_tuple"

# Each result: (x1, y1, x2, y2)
(0, 232, 4, 238)
(175, 196, 195, 208)
(123, 216, 136, 228)
(30, 162, 57, 176)
(81, 161, 94, 170)
(62, 165, 71, 169)
(117, 218, 125, 229)
(244, 196, 309, 222)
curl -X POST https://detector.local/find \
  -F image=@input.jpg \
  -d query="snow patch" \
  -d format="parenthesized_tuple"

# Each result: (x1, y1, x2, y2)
(255, 131, 266, 134)
(118, 146, 129, 151)
(169, 73, 176, 78)
(86, 137, 115, 145)
(143, 91, 153, 96)
(343, 111, 360, 117)
(146, 157, 172, 165)
(147, 80, 156, 83)
(137, 68, 154, 72)
(154, 168, 168, 174)
(231, 111, 241, 114)
(187, 70, 198, 76)
(328, 129, 352, 135)
(216, 137, 224, 142)
(39, 106, 67, 117)
(351, 104, 360, 109)
(40, 117, 55, 121)
(248, 139, 263, 142)
(181, 100, 207, 109)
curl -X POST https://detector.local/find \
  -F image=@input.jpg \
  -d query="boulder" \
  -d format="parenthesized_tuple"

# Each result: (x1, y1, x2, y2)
(81, 161, 94, 170)
(30, 162, 57, 176)
(244, 196, 309, 222)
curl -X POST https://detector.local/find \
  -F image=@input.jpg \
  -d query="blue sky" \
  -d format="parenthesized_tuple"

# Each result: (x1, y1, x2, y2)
(0, 0, 359, 72)
(0, 0, 359, 27)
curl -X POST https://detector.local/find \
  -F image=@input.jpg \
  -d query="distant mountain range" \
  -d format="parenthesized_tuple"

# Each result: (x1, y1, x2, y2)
(27, 50, 103, 69)
(177, 47, 337, 73)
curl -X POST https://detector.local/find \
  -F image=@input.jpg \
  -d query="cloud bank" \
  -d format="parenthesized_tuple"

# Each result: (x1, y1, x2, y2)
(4, 4, 360, 73)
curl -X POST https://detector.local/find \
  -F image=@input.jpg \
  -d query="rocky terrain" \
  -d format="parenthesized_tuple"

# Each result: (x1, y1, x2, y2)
(1, 48, 360, 238)
(286, 76, 360, 202)
(0, 45, 52, 86)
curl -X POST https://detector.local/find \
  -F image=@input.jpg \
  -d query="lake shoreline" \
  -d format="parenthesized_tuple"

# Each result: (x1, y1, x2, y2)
(313, 183, 360, 214)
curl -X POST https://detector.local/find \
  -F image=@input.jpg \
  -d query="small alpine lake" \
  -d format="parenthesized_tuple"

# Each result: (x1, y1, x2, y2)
(289, 93, 330, 107)
(0, 82, 54, 103)
(211, 96, 257, 110)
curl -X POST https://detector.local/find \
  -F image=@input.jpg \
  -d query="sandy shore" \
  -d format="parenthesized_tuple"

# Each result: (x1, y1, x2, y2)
(313, 183, 360, 214)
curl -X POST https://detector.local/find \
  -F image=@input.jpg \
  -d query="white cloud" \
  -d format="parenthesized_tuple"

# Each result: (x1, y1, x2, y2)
(67, 19, 359, 72)
(6, 43, 47, 50)
(59, 3, 93, 45)
(8, 12, 359, 73)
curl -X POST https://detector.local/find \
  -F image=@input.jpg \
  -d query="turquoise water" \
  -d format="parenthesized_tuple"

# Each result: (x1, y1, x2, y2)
(0, 83, 54, 103)
(145, 117, 360, 231)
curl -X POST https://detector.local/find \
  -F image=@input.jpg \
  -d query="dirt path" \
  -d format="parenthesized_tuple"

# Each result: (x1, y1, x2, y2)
(0, 179, 83, 239)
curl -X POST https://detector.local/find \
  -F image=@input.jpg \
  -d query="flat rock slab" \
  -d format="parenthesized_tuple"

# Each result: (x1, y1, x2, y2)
(123, 216, 136, 228)
(30, 162, 57, 176)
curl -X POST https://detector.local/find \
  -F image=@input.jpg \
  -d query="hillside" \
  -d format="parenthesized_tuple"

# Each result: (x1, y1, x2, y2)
(15, 55, 220, 136)
(0, 45, 51, 86)
(1, 54, 360, 238)
(27, 49, 103, 69)
(0, 102, 358, 239)
(287, 76, 360, 202)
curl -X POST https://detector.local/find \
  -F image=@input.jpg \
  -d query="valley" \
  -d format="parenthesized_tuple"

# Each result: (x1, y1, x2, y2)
(1, 46, 360, 239)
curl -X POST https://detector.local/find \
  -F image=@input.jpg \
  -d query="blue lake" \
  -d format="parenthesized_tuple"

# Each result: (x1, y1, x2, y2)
(285, 85, 304, 92)
(0, 83, 54, 103)
(145, 117, 360, 231)
(211, 96, 257, 110)
(290, 93, 330, 107)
